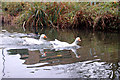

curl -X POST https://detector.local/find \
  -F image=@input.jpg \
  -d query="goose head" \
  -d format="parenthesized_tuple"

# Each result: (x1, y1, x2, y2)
(72, 37, 81, 45)
(39, 34, 47, 41)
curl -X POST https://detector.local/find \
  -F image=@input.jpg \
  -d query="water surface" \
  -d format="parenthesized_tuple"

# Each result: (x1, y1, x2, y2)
(0, 26, 120, 79)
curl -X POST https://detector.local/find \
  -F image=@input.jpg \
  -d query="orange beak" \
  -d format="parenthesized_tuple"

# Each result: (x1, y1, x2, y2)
(44, 36, 47, 38)
(78, 38, 81, 41)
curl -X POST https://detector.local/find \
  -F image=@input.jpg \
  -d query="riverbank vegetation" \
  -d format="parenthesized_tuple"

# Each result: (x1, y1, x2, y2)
(1, 2, 119, 32)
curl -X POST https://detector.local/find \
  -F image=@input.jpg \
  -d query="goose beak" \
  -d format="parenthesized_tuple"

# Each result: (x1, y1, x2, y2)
(44, 35, 47, 38)
(78, 38, 81, 41)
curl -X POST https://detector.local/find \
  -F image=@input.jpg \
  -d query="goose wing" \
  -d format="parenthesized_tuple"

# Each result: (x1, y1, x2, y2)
(22, 37, 41, 44)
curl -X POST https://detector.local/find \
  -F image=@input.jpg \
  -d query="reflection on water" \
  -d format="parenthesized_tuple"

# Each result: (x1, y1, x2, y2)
(8, 49, 80, 66)
(1, 48, 5, 76)
(0, 27, 120, 79)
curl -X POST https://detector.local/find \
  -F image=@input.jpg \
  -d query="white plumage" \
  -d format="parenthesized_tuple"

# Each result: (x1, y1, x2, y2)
(50, 37, 81, 49)
(22, 34, 47, 45)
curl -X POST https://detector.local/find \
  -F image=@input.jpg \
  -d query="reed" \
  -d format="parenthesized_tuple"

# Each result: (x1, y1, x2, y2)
(2, 2, 119, 32)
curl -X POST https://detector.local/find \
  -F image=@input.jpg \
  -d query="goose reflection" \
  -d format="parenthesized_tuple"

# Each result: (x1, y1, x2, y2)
(30, 46, 80, 58)
(38, 47, 81, 58)
(39, 49, 47, 57)
(50, 47, 81, 58)
(71, 49, 80, 58)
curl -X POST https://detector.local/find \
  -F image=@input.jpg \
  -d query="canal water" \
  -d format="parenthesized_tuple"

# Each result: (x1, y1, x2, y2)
(0, 25, 120, 79)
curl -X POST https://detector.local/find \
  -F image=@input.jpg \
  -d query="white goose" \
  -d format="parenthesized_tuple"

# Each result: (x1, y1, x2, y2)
(22, 34, 47, 45)
(50, 37, 81, 58)
(50, 37, 81, 49)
